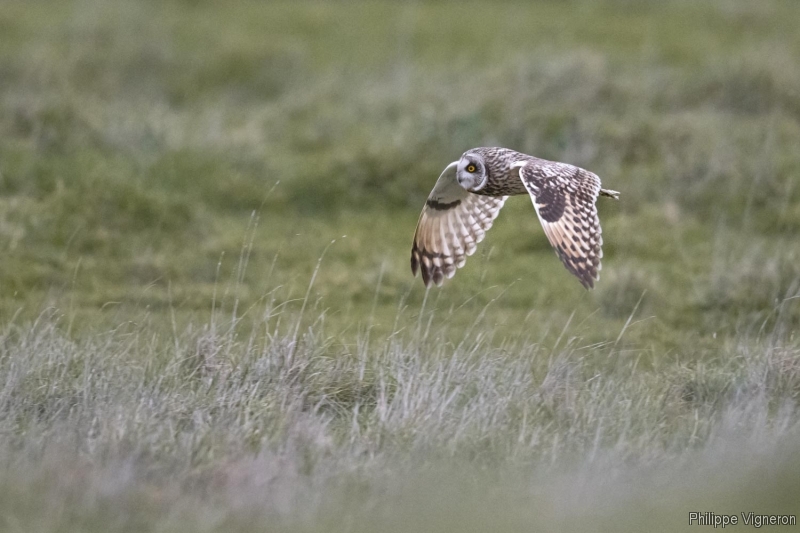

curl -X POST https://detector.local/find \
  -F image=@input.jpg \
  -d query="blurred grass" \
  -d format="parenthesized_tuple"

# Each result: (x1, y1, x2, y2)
(1, 303, 800, 532)
(1, 0, 800, 530)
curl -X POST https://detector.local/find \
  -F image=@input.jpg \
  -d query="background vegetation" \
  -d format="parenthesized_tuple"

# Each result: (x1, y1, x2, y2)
(1, 0, 799, 531)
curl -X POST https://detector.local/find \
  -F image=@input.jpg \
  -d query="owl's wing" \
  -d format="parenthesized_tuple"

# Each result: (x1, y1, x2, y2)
(518, 160, 605, 289)
(411, 162, 507, 287)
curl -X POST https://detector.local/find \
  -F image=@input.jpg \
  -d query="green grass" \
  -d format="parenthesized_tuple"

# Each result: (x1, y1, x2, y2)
(1, 0, 800, 531)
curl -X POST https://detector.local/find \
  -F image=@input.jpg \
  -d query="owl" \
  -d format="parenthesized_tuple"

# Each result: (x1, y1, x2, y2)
(411, 147, 619, 289)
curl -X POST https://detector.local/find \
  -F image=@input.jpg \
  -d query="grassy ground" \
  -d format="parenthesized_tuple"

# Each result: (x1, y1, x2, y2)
(1, 0, 800, 531)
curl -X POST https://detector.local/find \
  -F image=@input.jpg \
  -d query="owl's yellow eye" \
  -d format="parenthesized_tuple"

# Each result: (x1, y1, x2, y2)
(467, 164, 477, 173)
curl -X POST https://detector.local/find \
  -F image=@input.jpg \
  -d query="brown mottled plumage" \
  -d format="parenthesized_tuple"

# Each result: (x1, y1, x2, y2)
(411, 147, 619, 289)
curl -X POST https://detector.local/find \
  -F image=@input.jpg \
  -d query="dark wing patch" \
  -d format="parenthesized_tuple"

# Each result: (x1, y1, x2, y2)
(519, 161, 604, 289)
(534, 170, 571, 222)
(426, 199, 462, 211)
(411, 162, 507, 287)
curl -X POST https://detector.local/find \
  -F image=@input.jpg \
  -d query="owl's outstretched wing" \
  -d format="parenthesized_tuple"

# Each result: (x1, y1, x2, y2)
(411, 162, 507, 287)
(518, 160, 605, 289)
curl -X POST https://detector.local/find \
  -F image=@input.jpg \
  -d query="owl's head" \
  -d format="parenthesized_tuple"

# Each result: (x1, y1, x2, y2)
(456, 151, 488, 192)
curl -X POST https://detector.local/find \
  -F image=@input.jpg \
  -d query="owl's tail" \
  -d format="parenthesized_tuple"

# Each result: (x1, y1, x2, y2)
(600, 188, 620, 200)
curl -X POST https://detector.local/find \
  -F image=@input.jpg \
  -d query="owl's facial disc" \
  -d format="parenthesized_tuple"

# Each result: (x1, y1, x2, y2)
(456, 155, 487, 191)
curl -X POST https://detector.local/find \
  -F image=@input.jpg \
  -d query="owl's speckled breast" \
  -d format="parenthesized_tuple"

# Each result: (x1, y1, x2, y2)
(477, 173, 529, 197)
(469, 147, 532, 197)
(477, 165, 531, 197)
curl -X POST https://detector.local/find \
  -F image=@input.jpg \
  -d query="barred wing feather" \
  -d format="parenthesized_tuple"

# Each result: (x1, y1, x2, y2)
(411, 162, 507, 287)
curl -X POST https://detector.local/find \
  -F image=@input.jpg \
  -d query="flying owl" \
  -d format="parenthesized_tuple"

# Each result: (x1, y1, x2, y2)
(411, 147, 619, 289)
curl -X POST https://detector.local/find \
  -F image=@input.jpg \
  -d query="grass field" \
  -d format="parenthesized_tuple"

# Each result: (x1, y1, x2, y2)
(2, 0, 800, 531)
